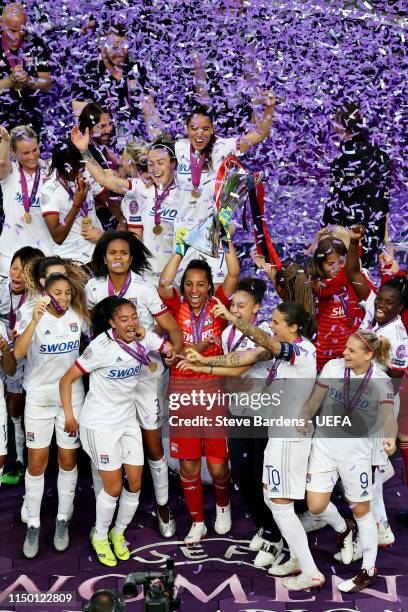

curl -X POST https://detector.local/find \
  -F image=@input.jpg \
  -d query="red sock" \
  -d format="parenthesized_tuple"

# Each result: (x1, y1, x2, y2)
(180, 473, 204, 522)
(213, 472, 231, 507)
(400, 442, 408, 486)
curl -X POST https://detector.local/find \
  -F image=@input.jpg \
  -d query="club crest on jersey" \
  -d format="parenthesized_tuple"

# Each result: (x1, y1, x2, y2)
(27, 432, 35, 442)
(170, 442, 179, 453)
(100, 454, 109, 464)
(70, 322, 79, 332)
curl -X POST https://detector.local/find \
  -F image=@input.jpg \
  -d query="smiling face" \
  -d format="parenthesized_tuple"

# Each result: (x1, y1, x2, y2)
(110, 303, 139, 343)
(91, 113, 113, 146)
(14, 138, 40, 173)
(103, 33, 128, 66)
(9, 257, 25, 293)
(322, 252, 345, 279)
(104, 239, 132, 275)
(269, 308, 298, 343)
(48, 279, 72, 311)
(343, 335, 372, 371)
(374, 286, 403, 325)
(183, 269, 211, 311)
(186, 114, 214, 152)
(2, 10, 27, 49)
(230, 290, 259, 323)
(147, 148, 175, 188)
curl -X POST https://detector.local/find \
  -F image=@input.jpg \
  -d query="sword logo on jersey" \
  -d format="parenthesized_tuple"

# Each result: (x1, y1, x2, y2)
(39, 340, 80, 354)
(107, 365, 141, 378)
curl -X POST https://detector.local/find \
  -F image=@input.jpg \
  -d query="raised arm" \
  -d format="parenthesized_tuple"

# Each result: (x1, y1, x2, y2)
(14, 299, 48, 359)
(0, 126, 12, 181)
(345, 225, 370, 301)
(43, 176, 89, 245)
(71, 127, 129, 194)
(239, 92, 276, 154)
(220, 209, 240, 297)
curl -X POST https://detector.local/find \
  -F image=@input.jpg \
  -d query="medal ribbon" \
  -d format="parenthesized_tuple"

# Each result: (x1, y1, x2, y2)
(368, 314, 399, 331)
(190, 301, 208, 344)
(189, 145, 206, 190)
(343, 363, 373, 414)
(214, 154, 282, 269)
(107, 271, 132, 298)
(112, 329, 151, 366)
(2, 34, 23, 69)
(153, 181, 174, 227)
(8, 286, 26, 330)
(57, 174, 88, 218)
(265, 358, 281, 386)
(19, 164, 41, 215)
(44, 292, 67, 315)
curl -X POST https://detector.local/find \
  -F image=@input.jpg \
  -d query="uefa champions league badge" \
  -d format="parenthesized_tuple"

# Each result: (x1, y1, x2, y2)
(129, 200, 139, 215)
(396, 344, 407, 359)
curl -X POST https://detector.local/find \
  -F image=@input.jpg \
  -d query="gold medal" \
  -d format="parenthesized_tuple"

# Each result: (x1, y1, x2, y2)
(191, 188, 201, 198)
(149, 362, 158, 372)
(24, 212, 31, 223)
(153, 224, 163, 235)
(82, 216, 92, 227)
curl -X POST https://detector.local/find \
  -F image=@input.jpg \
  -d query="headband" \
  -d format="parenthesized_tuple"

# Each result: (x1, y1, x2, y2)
(355, 331, 376, 354)
(150, 144, 175, 158)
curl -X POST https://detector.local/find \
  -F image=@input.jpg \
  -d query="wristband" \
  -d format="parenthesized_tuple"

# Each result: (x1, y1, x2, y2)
(277, 342, 295, 362)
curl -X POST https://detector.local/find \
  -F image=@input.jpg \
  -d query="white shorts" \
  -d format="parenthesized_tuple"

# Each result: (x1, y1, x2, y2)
(0, 408, 7, 456)
(306, 444, 373, 502)
(262, 438, 312, 499)
(80, 423, 144, 471)
(5, 358, 25, 394)
(25, 404, 82, 450)
(135, 377, 163, 430)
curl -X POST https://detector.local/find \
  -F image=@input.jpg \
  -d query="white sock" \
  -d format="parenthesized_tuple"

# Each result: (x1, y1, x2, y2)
(95, 489, 118, 540)
(355, 511, 377, 574)
(270, 501, 318, 574)
(372, 471, 388, 526)
(25, 471, 44, 528)
(114, 489, 141, 535)
(148, 456, 169, 506)
(57, 466, 78, 520)
(91, 462, 103, 499)
(262, 492, 284, 548)
(0, 466, 3, 487)
(12, 416, 24, 463)
(314, 502, 347, 533)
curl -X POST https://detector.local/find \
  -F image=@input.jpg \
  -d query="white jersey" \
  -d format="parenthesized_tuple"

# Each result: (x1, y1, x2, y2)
(0, 278, 27, 331)
(76, 329, 165, 430)
(175, 137, 240, 284)
(85, 271, 168, 380)
(0, 161, 53, 275)
(268, 337, 317, 440)
(221, 319, 273, 379)
(124, 178, 179, 280)
(0, 320, 8, 419)
(368, 315, 408, 373)
(40, 169, 103, 263)
(313, 358, 394, 463)
(359, 289, 376, 330)
(14, 306, 85, 411)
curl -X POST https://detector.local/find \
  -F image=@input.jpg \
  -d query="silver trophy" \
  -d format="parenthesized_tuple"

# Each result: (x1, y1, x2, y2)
(185, 162, 261, 258)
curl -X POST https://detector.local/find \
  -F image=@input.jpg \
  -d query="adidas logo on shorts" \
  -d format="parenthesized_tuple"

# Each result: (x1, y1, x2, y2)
(361, 490, 369, 497)
(271, 486, 279, 493)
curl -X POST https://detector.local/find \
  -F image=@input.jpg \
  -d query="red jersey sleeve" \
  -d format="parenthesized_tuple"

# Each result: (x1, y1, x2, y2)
(161, 289, 181, 317)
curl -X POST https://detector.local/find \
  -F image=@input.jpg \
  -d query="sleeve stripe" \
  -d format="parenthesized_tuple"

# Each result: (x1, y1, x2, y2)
(128, 223, 143, 228)
(75, 359, 88, 374)
(316, 380, 329, 388)
(158, 339, 167, 352)
(380, 399, 395, 405)
(153, 307, 169, 317)
(42, 211, 59, 216)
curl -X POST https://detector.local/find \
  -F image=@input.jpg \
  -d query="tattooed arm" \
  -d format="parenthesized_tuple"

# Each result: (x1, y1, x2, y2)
(183, 346, 273, 367)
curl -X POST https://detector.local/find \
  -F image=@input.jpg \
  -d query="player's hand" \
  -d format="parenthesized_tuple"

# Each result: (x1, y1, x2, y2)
(218, 206, 233, 241)
(175, 227, 189, 257)
(64, 416, 79, 436)
(176, 360, 203, 373)
(296, 418, 312, 436)
(350, 224, 365, 241)
(183, 348, 205, 364)
(211, 297, 233, 321)
(33, 296, 50, 322)
(81, 226, 102, 242)
(164, 348, 178, 366)
(71, 126, 90, 153)
(12, 65, 29, 84)
(0, 125, 10, 142)
(0, 335, 10, 354)
(204, 331, 221, 346)
(252, 251, 278, 284)
(383, 438, 396, 456)
(379, 248, 399, 275)
(135, 325, 146, 340)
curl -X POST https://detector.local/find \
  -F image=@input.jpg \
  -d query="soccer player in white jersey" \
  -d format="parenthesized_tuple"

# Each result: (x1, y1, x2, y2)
(0, 247, 43, 486)
(86, 230, 183, 536)
(301, 331, 397, 593)
(60, 296, 174, 567)
(14, 273, 89, 559)
(346, 225, 408, 547)
(0, 125, 53, 277)
(0, 321, 17, 487)
(40, 140, 103, 265)
(180, 300, 323, 589)
(219, 278, 284, 567)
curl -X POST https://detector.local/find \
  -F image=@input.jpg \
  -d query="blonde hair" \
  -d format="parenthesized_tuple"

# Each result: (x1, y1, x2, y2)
(125, 140, 148, 168)
(352, 330, 391, 368)
(316, 225, 351, 250)
(10, 125, 37, 152)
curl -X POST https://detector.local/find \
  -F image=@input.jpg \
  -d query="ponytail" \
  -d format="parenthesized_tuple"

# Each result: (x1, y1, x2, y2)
(275, 261, 315, 315)
(91, 296, 135, 338)
(352, 330, 391, 368)
(276, 302, 317, 341)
